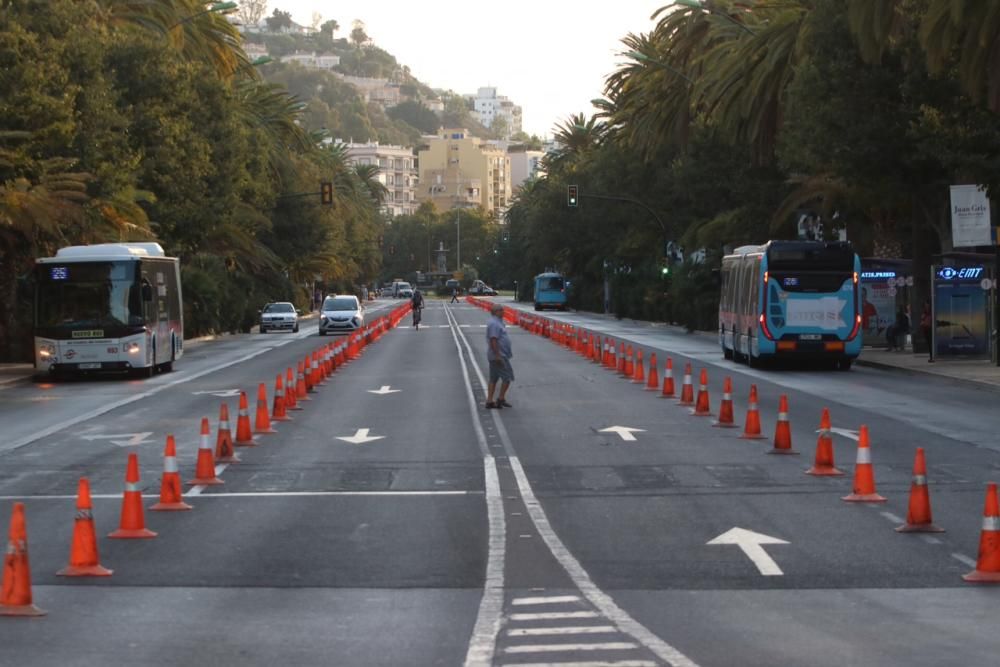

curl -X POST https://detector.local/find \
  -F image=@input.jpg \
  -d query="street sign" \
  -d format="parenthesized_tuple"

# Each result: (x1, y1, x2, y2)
(707, 527, 789, 576)
(368, 386, 401, 395)
(81, 432, 154, 447)
(336, 428, 385, 445)
(598, 426, 646, 442)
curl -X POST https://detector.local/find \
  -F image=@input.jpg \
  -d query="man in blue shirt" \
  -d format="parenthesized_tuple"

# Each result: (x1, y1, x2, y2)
(485, 303, 513, 409)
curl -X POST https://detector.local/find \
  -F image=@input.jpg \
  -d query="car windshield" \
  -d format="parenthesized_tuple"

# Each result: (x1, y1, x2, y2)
(323, 298, 357, 311)
(264, 303, 294, 313)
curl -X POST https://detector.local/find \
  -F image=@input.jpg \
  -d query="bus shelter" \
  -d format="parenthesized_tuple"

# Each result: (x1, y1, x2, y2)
(860, 258, 912, 348)
(932, 263, 995, 359)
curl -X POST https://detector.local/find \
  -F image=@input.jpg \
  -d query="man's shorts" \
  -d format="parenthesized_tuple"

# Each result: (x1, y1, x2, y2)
(489, 358, 514, 383)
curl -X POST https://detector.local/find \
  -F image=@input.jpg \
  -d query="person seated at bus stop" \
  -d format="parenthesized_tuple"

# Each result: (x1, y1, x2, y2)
(886, 306, 910, 351)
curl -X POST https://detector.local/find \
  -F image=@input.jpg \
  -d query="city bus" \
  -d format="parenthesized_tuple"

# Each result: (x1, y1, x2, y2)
(719, 240, 862, 369)
(534, 272, 567, 311)
(34, 243, 183, 378)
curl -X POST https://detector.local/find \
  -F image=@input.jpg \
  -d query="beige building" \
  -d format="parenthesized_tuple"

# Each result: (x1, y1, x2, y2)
(340, 141, 419, 217)
(417, 129, 511, 219)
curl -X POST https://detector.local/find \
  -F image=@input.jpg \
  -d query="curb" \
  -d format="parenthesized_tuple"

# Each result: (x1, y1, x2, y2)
(849, 357, 1000, 393)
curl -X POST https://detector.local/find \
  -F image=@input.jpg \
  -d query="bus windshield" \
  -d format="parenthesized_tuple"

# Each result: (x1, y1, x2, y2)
(36, 261, 141, 329)
(538, 276, 564, 291)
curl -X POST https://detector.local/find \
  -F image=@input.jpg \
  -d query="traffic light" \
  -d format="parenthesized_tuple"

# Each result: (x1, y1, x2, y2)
(389, 244, 395, 256)
(320, 181, 333, 205)
(661, 265, 670, 276)
(567, 184, 579, 207)
(501, 229, 510, 243)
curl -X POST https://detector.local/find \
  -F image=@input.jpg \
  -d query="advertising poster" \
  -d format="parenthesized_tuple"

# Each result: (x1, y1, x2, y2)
(949, 184, 992, 248)
(860, 281, 895, 345)
(934, 266, 990, 358)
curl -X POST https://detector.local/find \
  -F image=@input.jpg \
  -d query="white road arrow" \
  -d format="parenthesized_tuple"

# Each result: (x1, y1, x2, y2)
(707, 527, 789, 576)
(368, 386, 401, 395)
(336, 428, 385, 445)
(598, 426, 646, 442)
(81, 432, 154, 447)
(192, 389, 242, 398)
(828, 427, 859, 441)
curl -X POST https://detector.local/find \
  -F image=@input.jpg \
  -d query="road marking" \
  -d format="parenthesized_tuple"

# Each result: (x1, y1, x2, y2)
(598, 426, 645, 442)
(449, 305, 700, 667)
(80, 432, 154, 447)
(192, 389, 242, 397)
(368, 385, 401, 395)
(0, 490, 480, 501)
(707, 527, 789, 576)
(507, 626, 617, 637)
(513, 595, 581, 606)
(829, 427, 860, 441)
(509, 612, 601, 621)
(498, 662, 655, 667)
(951, 553, 977, 568)
(879, 511, 905, 524)
(336, 428, 385, 444)
(921, 536, 943, 545)
(504, 643, 639, 654)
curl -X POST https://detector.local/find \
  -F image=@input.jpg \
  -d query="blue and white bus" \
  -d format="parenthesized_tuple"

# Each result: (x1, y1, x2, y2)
(719, 241, 862, 369)
(533, 272, 567, 311)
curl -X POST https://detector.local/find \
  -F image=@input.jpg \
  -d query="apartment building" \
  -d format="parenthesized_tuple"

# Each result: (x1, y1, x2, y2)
(340, 142, 420, 217)
(417, 129, 511, 219)
(466, 87, 523, 138)
(279, 51, 340, 70)
(508, 149, 546, 192)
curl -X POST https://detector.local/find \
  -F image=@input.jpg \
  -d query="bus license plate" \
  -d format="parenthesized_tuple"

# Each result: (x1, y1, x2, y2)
(78, 363, 101, 369)
(800, 334, 821, 341)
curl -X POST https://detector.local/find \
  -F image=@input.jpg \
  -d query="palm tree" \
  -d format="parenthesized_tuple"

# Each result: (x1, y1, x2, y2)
(544, 113, 606, 175)
(352, 164, 390, 206)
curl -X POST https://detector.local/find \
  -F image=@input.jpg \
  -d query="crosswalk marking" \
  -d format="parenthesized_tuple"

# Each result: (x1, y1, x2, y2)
(499, 662, 656, 667)
(504, 642, 639, 654)
(513, 595, 582, 606)
(509, 611, 600, 621)
(507, 626, 617, 636)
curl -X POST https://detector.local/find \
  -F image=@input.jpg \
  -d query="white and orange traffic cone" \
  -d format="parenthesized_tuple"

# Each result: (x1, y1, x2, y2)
(962, 483, 1000, 582)
(151, 435, 193, 510)
(842, 425, 886, 502)
(57, 478, 113, 576)
(284, 367, 300, 411)
(806, 408, 843, 475)
(235, 390, 256, 446)
(272, 373, 290, 422)
(646, 353, 659, 390)
(109, 452, 157, 539)
(214, 403, 239, 464)
(713, 377, 737, 428)
(740, 384, 767, 440)
(768, 395, 798, 455)
(692, 368, 712, 416)
(0, 503, 46, 616)
(661, 357, 676, 398)
(896, 448, 943, 532)
(189, 418, 224, 486)
(254, 382, 275, 435)
(677, 363, 694, 406)
(632, 349, 645, 384)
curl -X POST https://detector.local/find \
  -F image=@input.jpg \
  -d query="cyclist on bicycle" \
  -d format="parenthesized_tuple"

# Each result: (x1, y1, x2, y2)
(411, 288, 424, 330)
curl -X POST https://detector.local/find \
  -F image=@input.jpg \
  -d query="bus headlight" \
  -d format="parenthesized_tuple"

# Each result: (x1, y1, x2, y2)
(126, 342, 141, 355)
(38, 344, 55, 358)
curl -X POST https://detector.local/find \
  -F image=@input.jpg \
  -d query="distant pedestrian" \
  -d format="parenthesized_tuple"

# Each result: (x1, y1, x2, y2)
(450, 288, 459, 303)
(485, 303, 513, 409)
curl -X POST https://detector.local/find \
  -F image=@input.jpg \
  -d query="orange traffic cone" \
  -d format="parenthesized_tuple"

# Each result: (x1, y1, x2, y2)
(188, 417, 224, 486)
(617, 342, 626, 374)
(692, 368, 712, 416)
(806, 408, 843, 476)
(896, 448, 943, 532)
(605, 339, 614, 368)
(254, 383, 275, 434)
(151, 435, 194, 510)
(304, 354, 315, 392)
(842, 425, 886, 502)
(713, 377, 737, 428)
(57, 477, 113, 576)
(0, 503, 45, 616)
(740, 384, 767, 440)
(272, 374, 290, 422)
(768, 395, 798, 455)
(646, 353, 659, 390)
(214, 403, 239, 464)
(633, 349, 646, 384)
(235, 390, 256, 446)
(661, 358, 676, 398)
(284, 367, 300, 411)
(296, 361, 310, 402)
(962, 483, 1000, 582)
(623, 346, 635, 378)
(109, 452, 157, 538)
(677, 363, 694, 406)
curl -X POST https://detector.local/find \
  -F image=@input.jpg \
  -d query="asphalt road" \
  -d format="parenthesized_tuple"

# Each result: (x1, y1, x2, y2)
(0, 298, 997, 667)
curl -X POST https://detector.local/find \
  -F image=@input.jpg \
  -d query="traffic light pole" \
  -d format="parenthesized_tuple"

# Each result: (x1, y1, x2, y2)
(576, 192, 668, 238)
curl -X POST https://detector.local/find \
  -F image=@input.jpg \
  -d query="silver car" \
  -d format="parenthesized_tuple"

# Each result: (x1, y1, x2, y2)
(319, 295, 364, 335)
(260, 302, 299, 333)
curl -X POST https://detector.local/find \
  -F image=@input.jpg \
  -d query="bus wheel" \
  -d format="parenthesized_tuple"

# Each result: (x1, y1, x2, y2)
(534, 303, 541, 311)
(837, 359, 853, 371)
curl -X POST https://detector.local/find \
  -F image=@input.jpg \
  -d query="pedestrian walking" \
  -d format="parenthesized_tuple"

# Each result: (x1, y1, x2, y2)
(485, 303, 513, 409)
(450, 287, 459, 303)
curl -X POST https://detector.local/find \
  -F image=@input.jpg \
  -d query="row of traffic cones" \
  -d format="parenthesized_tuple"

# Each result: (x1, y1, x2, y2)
(466, 297, 1000, 586)
(1, 302, 414, 616)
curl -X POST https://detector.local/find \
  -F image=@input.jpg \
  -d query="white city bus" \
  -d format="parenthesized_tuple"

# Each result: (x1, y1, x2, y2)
(34, 243, 183, 378)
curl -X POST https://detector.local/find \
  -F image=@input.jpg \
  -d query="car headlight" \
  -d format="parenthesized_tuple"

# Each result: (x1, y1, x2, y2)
(38, 343, 55, 358)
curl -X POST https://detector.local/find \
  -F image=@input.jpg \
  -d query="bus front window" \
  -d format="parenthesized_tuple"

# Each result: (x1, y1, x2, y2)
(36, 261, 140, 330)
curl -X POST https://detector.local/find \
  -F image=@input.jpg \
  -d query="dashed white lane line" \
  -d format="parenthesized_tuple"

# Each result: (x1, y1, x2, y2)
(0, 490, 480, 501)
(921, 536, 943, 545)
(879, 511, 905, 524)
(951, 553, 978, 568)
(507, 626, 617, 637)
(504, 642, 640, 654)
(499, 662, 656, 667)
(510, 612, 601, 622)
(513, 595, 582, 606)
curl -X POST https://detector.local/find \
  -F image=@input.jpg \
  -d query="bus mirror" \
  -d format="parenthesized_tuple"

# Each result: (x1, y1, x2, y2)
(141, 284, 153, 301)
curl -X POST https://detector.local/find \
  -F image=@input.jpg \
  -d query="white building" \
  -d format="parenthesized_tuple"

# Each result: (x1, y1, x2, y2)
(508, 150, 545, 192)
(279, 51, 340, 70)
(333, 74, 402, 108)
(466, 87, 523, 137)
(339, 141, 420, 217)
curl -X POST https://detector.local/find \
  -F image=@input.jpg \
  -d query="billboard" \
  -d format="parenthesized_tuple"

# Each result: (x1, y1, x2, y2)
(949, 184, 992, 248)
(933, 265, 991, 358)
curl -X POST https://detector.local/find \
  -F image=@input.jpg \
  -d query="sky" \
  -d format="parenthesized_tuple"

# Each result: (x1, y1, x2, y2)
(266, 1, 670, 138)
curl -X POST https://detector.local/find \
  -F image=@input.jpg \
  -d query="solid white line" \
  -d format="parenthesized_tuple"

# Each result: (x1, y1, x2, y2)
(450, 316, 701, 667)
(513, 595, 582, 606)
(4, 334, 311, 453)
(498, 662, 656, 667)
(951, 553, 977, 568)
(879, 511, 905, 524)
(0, 490, 479, 501)
(185, 463, 230, 497)
(504, 643, 639, 654)
(447, 305, 506, 667)
(509, 612, 601, 622)
(507, 626, 617, 637)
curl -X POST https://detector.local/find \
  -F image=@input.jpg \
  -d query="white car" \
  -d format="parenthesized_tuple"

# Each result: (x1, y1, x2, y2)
(260, 302, 299, 333)
(319, 295, 364, 335)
